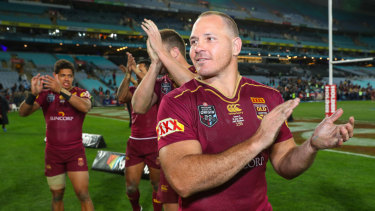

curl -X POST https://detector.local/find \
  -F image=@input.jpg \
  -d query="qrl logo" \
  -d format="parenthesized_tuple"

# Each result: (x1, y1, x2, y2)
(227, 104, 242, 113)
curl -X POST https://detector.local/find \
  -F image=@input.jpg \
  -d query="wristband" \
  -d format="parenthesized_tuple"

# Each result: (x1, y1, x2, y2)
(25, 93, 36, 105)
(60, 88, 72, 101)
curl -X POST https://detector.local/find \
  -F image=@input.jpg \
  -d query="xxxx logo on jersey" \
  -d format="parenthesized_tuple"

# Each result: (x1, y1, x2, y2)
(251, 97, 269, 120)
(156, 118, 184, 140)
(80, 91, 91, 98)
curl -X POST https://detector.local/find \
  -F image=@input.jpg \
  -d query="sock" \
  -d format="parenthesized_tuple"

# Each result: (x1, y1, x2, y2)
(152, 191, 162, 211)
(127, 189, 141, 211)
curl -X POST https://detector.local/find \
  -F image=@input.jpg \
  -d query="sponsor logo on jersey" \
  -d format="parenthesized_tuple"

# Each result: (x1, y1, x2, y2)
(251, 97, 269, 120)
(227, 104, 242, 113)
(47, 93, 55, 102)
(78, 157, 84, 166)
(156, 118, 184, 140)
(161, 184, 169, 192)
(106, 154, 125, 170)
(80, 91, 91, 98)
(251, 97, 265, 104)
(161, 81, 172, 94)
(243, 153, 265, 170)
(46, 164, 52, 170)
(198, 103, 218, 127)
(50, 111, 74, 121)
(59, 95, 65, 103)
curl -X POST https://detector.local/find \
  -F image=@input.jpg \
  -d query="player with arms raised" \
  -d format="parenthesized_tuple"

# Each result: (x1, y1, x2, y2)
(19, 59, 94, 211)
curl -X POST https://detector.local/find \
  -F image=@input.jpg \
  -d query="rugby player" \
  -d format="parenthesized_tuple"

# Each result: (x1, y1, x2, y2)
(117, 52, 161, 211)
(19, 59, 94, 211)
(133, 22, 196, 211)
(156, 11, 355, 210)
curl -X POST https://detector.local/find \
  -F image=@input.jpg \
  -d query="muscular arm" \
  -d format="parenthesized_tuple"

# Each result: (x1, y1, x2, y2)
(19, 100, 40, 117)
(67, 95, 91, 113)
(159, 99, 300, 198)
(131, 62, 159, 114)
(116, 65, 132, 104)
(270, 108, 355, 180)
(19, 73, 43, 117)
(142, 19, 195, 86)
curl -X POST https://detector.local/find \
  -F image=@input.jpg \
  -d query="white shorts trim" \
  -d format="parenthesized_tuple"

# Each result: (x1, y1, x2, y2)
(129, 136, 157, 140)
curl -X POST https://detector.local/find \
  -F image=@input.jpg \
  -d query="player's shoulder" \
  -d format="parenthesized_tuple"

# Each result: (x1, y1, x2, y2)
(241, 77, 280, 94)
(165, 79, 200, 100)
(72, 87, 91, 98)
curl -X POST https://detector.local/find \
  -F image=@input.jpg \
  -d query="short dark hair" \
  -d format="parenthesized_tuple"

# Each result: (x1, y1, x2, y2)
(198, 11, 239, 37)
(54, 59, 75, 75)
(160, 29, 186, 58)
(138, 59, 151, 69)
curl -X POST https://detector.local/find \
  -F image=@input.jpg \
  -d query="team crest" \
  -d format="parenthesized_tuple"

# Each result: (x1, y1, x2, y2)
(161, 81, 172, 94)
(47, 93, 55, 102)
(251, 97, 269, 120)
(198, 103, 218, 127)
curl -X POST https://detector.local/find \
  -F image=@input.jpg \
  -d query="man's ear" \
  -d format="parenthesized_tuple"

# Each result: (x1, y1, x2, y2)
(232, 37, 242, 56)
(170, 47, 180, 58)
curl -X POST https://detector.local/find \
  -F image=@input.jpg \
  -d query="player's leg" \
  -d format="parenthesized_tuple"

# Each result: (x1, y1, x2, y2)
(149, 167, 162, 211)
(46, 174, 66, 211)
(163, 203, 179, 211)
(45, 149, 66, 211)
(145, 150, 162, 211)
(68, 171, 94, 211)
(158, 170, 179, 211)
(125, 162, 145, 211)
(66, 146, 94, 211)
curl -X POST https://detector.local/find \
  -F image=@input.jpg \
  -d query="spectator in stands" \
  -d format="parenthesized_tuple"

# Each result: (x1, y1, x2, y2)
(0, 94, 9, 132)
(112, 70, 117, 86)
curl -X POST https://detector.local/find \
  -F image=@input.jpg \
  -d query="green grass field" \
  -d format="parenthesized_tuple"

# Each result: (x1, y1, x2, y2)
(0, 101, 374, 210)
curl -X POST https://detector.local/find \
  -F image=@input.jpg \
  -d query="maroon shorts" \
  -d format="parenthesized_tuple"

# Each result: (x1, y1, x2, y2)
(157, 169, 179, 203)
(125, 137, 160, 169)
(45, 145, 88, 177)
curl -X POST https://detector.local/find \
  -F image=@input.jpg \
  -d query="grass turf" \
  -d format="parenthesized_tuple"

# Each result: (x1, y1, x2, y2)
(0, 101, 374, 210)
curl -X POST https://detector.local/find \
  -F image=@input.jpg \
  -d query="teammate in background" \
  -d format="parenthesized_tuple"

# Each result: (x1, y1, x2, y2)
(19, 59, 94, 211)
(0, 94, 10, 132)
(156, 11, 355, 210)
(133, 21, 196, 211)
(117, 52, 162, 211)
(119, 52, 147, 128)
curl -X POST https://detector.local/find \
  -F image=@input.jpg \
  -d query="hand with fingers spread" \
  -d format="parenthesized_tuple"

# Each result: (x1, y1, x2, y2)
(257, 98, 300, 149)
(43, 75, 62, 93)
(141, 19, 163, 55)
(310, 108, 355, 150)
(30, 73, 44, 96)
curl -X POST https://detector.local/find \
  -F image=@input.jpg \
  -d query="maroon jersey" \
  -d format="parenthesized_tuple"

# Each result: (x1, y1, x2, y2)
(156, 77, 293, 211)
(36, 87, 91, 150)
(154, 66, 196, 105)
(129, 86, 158, 139)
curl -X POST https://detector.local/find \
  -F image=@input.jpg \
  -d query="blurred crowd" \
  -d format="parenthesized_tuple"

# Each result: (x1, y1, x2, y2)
(276, 77, 375, 102)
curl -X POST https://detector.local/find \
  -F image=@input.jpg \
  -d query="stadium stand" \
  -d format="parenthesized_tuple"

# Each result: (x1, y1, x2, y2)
(1, 0, 374, 106)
